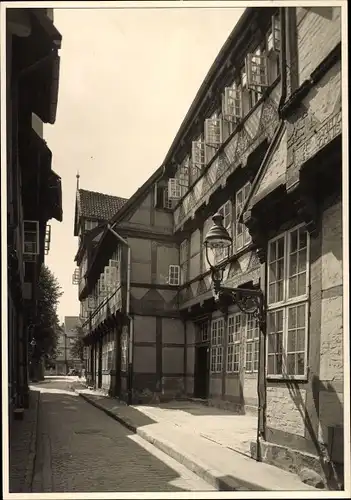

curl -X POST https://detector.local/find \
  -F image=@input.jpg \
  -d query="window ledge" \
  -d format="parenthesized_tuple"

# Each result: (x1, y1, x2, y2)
(266, 375, 308, 383)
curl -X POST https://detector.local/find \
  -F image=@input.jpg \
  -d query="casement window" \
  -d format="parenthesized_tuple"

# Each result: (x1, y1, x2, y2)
(111, 246, 121, 263)
(205, 111, 223, 149)
(72, 268, 80, 285)
(267, 13, 281, 52)
(191, 135, 206, 174)
(197, 320, 209, 343)
(104, 265, 118, 293)
(23, 220, 39, 261)
(99, 274, 107, 297)
(210, 318, 224, 373)
(180, 239, 189, 285)
(177, 156, 190, 197)
(227, 313, 242, 373)
(214, 200, 232, 264)
(223, 83, 242, 124)
(235, 183, 251, 251)
(163, 187, 175, 209)
(246, 46, 269, 91)
(44, 224, 51, 256)
(168, 265, 180, 286)
(267, 224, 310, 379)
(168, 178, 182, 201)
(245, 313, 259, 373)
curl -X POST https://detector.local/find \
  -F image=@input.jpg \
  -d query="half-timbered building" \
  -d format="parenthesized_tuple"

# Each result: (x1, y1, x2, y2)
(79, 6, 344, 487)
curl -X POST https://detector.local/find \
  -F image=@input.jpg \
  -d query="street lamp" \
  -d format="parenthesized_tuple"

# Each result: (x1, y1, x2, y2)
(203, 213, 265, 328)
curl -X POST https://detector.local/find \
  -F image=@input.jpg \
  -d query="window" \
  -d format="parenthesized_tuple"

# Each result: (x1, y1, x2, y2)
(214, 201, 232, 264)
(23, 220, 39, 261)
(245, 313, 259, 372)
(196, 320, 209, 343)
(267, 13, 281, 52)
(168, 178, 181, 200)
(177, 157, 190, 197)
(205, 112, 223, 149)
(267, 225, 310, 379)
(180, 239, 189, 285)
(168, 265, 180, 286)
(163, 187, 175, 209)
(227, 313, 242, 373)
(44, 224, 51, 255)
(72, 268, 80, 285)
(211, 318, 224, 373)
(191, 135, 206, 175)
(235, 183, 251, 251)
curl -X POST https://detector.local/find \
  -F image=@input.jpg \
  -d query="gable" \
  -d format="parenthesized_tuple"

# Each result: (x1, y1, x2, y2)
(124, 191, 152, 226)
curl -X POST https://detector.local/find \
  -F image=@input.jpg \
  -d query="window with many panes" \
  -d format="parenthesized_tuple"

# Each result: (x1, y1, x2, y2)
(211, 318, 224, 373)
(214, 200, 232, 264)
(227, 313, 242, 373)
(235, 183, 251, 251)
(196, 320, 209, 343)
(267, 224, 310, 379)
(245, 313, 259, 372)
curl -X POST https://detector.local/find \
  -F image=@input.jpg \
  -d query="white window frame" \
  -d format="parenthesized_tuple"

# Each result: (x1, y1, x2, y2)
(245, 313, 259, 373)
(246, 50, 269, 90)
(168, 265, 180, 286)
(168, 178, 181, 200)
(223, 84, 243, 124)
(266, 224, 310, 380)
(191, 138, 206, 172)
(197, 320, 209, 343)
(214, 200, 232, 264)
(177, 156, 190, 197)
(226, 313, 242, 373)
(23, 220, 39, 259)
(163, 186, 175, 210)
(267, 13, 281, 53)
(72, 268, 80, 285)
(205, 116, 223, 148)
(235, 182, 251, 252)
(44, 224, 51, 256)
(210, 318, 224, 373)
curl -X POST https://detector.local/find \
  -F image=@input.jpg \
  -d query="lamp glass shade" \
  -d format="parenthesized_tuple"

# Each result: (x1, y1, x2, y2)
(204, 213, 232, 250)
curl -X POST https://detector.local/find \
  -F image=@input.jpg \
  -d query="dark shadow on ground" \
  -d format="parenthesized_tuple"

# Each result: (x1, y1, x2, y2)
(30, 381, 211, 493)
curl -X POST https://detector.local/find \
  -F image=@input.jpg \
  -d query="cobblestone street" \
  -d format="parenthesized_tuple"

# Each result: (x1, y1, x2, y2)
(30, 377, 214, 493)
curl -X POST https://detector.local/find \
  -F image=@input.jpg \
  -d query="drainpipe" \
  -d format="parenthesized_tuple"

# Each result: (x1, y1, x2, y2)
(106, 223, 133, 405)
(255, 7, 288, 463)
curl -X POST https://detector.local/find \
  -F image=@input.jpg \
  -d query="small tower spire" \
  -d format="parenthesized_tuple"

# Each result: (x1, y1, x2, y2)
(76, 171, 80, 191)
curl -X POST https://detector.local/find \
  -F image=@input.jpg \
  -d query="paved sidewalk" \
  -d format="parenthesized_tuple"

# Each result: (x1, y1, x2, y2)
(9, 389, 40, 493)
(74, 384, 317, 492)
(31, 377, 215, 492)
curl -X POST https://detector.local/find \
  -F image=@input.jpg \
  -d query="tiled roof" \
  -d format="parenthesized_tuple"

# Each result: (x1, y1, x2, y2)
(78, 189, 128, 221)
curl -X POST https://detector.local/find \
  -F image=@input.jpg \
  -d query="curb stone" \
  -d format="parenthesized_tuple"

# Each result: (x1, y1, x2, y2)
(76, 390, 263, 491)
(23, 390, 40, 493)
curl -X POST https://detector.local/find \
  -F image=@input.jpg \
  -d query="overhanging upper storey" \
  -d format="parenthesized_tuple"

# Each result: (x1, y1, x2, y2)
(155, 7, 283, 233)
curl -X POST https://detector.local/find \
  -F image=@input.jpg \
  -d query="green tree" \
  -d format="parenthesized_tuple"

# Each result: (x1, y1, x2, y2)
(31, 265, 63, 365)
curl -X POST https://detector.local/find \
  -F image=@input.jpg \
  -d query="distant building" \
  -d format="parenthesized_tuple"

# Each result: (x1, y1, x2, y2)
(53, 316, 81, 374)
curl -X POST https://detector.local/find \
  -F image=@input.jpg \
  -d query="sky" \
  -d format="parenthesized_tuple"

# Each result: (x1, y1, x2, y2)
(43, 4, 245, 323)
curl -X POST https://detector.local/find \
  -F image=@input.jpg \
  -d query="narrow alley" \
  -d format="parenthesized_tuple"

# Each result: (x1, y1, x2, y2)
(30, 377, 214, 493)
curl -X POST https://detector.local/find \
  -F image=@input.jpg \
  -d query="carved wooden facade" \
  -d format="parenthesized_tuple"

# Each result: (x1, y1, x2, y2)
(79, 6, 344, 487)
